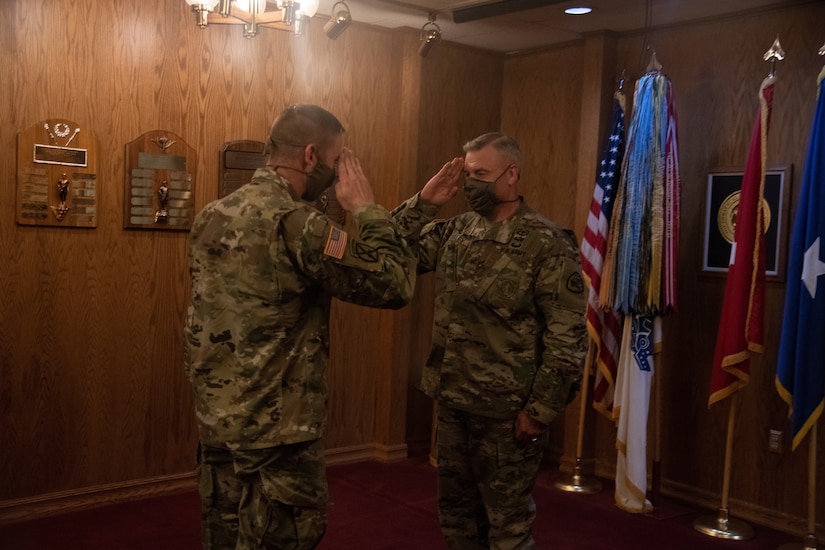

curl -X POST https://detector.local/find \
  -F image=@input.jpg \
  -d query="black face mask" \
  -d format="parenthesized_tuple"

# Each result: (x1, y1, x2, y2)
(463, 165, 511, 216)
(302, 161, 336, 202)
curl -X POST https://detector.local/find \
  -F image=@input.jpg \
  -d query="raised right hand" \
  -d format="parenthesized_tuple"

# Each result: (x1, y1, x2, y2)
(420, 157, 464, 206)
(334, 148, 375, 212)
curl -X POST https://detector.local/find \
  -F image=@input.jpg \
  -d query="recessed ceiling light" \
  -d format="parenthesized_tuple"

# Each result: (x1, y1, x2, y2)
(565, 7, 592, 15)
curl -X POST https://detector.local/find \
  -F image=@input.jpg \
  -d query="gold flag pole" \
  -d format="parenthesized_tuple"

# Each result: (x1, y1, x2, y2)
(650, 353, 661, 506)
(695, 38, 786, 541)
(693, 392, 755, 539)
(555, 342, 602, 493)
(777, 43, 824, 550)
(778, 422, 819, 550)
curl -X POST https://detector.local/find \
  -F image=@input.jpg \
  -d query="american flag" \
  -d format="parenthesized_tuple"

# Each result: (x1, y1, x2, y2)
(580, 93, 626, 418)
(323, 226, 348, 260)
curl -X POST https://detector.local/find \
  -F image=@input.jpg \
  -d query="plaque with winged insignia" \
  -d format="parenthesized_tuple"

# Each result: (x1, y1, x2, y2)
(124, 130, 196, 230)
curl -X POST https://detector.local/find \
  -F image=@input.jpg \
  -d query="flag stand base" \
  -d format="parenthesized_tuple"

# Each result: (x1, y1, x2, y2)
(554, 458, 602, 494)
(693, 507, 754, 540)
(777, 533, 820, 550)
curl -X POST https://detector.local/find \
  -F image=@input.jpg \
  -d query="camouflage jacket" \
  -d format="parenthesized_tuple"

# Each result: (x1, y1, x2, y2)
(393, 194, 587, 425)
(184, 168, 416, 450)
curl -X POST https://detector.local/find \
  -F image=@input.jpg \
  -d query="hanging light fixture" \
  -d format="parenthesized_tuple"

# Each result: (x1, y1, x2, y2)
(323, 1, 352, 40)
(187, 0, 221, 27)
(185, 0, 318, 37)
(418, 12, 441, 58)
(293, 0, 319, 36)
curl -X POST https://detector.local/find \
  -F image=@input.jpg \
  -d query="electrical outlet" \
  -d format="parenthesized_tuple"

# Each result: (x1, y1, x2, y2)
(768, 429, 783, 453)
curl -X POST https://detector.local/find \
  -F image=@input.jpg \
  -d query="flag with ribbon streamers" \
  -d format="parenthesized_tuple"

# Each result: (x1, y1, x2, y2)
(601, 70, 680, 513)
(708, 75, 775, 407)
(602, 74, 680, 315)
(776, 67, 825, 450)
(581, 93, 626, 418)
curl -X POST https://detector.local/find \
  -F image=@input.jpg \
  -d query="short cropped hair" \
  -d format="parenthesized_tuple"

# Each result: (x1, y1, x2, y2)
(267, 104, 345, 157)
(462, 132, 522, 168)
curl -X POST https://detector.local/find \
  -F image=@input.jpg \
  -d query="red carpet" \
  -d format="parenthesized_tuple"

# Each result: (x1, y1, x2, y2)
(0, 456, 799, 549)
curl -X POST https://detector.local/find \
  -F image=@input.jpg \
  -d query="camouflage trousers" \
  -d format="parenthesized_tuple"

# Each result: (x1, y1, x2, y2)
(197, 440, 329, 550)
(435, 405, 545, 550)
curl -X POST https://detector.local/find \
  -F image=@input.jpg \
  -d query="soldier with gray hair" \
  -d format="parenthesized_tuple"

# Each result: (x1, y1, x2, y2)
(394, 132, 587, 549)
(184, 104, 443, 549)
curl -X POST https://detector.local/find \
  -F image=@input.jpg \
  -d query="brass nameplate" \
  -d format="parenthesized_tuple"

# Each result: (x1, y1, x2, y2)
(33, 144, 88, 167)
(137, 152, 187, 171)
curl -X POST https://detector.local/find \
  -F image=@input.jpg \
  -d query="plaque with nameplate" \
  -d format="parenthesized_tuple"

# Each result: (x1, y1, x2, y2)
(219, 140, 266, 198)
(217, 139, 345, 225)
(124, 130, 196, 230)
(16, 118, 100, 227)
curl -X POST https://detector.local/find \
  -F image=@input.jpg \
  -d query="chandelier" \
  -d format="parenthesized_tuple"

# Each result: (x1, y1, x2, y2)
(185, 0, 320, 37)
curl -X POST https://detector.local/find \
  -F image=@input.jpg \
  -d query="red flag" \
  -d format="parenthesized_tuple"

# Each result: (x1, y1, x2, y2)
(708, 76, 774, 406)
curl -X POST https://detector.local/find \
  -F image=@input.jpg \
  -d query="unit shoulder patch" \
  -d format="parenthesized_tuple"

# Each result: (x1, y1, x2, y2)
(566, 271, 584, 294)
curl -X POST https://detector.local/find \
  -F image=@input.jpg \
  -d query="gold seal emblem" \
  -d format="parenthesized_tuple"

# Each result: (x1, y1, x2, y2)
(716, 191, 771, 244)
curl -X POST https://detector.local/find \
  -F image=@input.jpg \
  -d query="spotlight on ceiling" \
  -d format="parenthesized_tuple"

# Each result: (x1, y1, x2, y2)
(564, 7, 592, 15)
(324, 1, 352, 40)
(418, 12, 441, 58)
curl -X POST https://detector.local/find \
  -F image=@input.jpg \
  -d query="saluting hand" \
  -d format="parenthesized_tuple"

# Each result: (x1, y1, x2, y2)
(420, 157, 464, 206)
(335, 148, 375, 212)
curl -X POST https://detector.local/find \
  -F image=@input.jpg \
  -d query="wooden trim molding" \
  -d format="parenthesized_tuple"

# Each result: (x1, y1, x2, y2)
(0, 442, 411, 525)
(0, 473, 196, 525)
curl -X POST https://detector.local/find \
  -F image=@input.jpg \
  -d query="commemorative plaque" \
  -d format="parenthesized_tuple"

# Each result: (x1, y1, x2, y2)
(218, 139, 345, 224)
(16, 118, 99, 227)
(124, 130, 196, 230)
(219, 140, 266, 198)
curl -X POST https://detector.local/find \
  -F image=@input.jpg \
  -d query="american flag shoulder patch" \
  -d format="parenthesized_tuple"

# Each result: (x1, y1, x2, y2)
(323, 226, 348, 259)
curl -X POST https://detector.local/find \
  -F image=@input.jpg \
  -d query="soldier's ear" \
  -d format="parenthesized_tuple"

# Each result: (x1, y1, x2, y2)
(303, 144, 317, 167)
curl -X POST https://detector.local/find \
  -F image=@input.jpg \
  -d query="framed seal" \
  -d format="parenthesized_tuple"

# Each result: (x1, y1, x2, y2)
(701, 166, 791, 281)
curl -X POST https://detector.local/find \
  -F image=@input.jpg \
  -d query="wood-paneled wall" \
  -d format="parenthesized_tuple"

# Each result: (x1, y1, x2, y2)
(2, 0, 824, 539)
(498, 0, 825, 536)
(0, 0, 503, 517)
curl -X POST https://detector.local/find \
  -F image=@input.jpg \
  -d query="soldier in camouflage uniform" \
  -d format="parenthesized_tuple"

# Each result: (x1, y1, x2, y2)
(393, 133, 587, 549)
(184, 104, 421, 550)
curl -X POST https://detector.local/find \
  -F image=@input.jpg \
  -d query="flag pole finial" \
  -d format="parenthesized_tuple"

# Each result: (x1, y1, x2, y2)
(763, 36, 785, 76)
(646, 50, 662, 73)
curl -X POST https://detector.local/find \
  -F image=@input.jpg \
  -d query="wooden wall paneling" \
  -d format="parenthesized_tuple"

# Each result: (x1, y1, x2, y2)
(501, 44, 584, 231)
(500, 43, 584, 456)
(0, 0, 418, 511)
(318, 27, 406, 457)
(2, 0, 824, 536)
(368, 30, 425, 457)
(402, 41, 506, 450)
(558, 32, 619, 476)
(608, 2, 825, 535)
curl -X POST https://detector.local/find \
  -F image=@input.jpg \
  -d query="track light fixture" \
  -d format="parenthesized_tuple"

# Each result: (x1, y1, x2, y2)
(323, 1, 352, 40)
(418, 12, 441, 58)
(185, 0, 319, 37)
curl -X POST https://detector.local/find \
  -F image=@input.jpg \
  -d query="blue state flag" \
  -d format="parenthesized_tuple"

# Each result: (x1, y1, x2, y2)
(776, 68, 825, 450)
